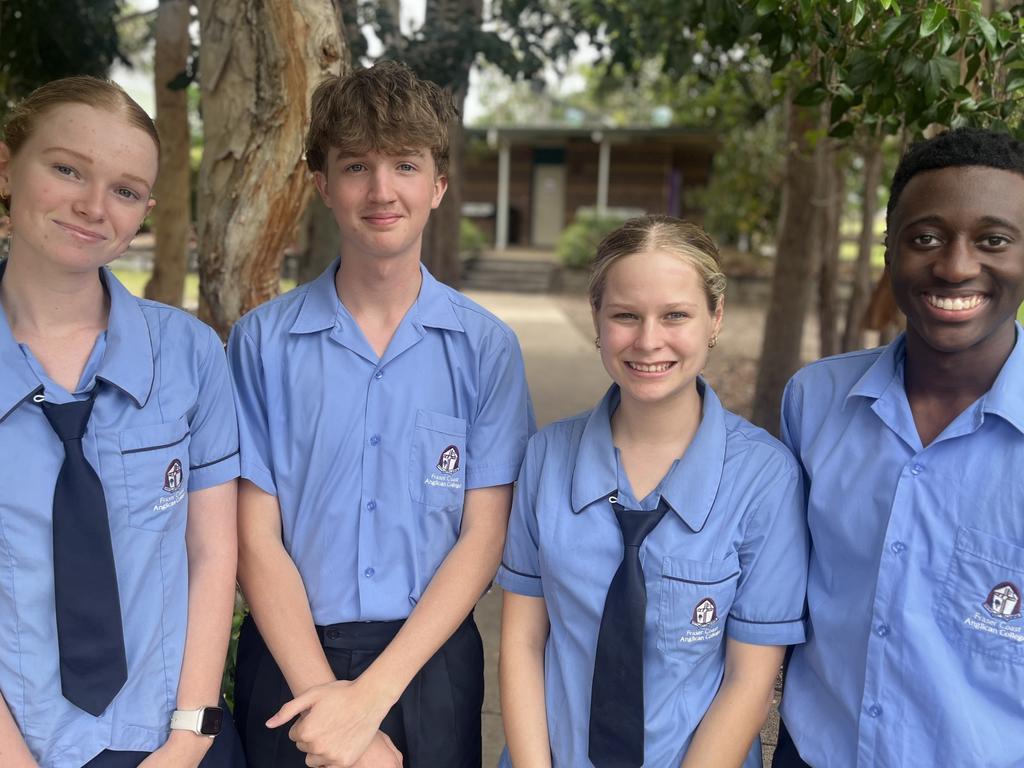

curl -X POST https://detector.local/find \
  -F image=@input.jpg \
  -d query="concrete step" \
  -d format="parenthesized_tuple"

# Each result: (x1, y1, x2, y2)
(461, 257, 559, 293)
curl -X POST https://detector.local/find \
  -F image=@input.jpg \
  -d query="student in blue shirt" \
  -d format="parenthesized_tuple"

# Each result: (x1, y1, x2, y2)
(498, 216, 808, 768)
(227, 61, 533, 768)
(0, 78, 242, 767)
(773, 129, 1024, 768)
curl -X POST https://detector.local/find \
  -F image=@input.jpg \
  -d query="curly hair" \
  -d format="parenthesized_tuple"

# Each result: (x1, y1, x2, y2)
(887, 127, 1024, 225)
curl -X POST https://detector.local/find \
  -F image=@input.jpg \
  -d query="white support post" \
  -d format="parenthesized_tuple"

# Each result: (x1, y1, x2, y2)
(596, 136, 611, 216)
(496, 139, 511, 251)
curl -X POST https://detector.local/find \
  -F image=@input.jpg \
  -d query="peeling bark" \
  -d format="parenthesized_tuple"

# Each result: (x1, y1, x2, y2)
(144, 0, 191, 307)
(196, 0, 345, 337)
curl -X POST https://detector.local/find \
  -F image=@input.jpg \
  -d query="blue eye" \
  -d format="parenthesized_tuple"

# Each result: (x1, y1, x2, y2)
(346, 163, 366, 172)
(54, 164, 79, 178)
(115, 187, 142, 202)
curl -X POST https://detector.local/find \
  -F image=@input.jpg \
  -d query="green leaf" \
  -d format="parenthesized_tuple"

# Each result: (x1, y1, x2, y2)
(846, 49, 883, 88)
(964, 53, 982, 83)
(853, 0, 866, 26)
(879, 13, 913, 47)
(933, 55, 960, 86)
(924, 59, 943, 102)
(831, 96, 851, 123)
(756, 0, 778, 16)
(1007, 75, 1024, 93)
(880, 0, 892, 9)
(794, 83, 829, 107)
(920, 4, 949, 38)
(829, 121, 856, 139)
(973, 12, 998, 52)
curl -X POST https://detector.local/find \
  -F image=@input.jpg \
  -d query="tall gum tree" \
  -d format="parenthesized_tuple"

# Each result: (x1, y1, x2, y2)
(145, 0, 192, 307)
(196, 0, 345, 338)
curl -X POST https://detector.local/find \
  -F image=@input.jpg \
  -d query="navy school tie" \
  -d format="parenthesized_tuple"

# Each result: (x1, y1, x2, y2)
(40, 391, 128, 716)
(588, 496, 669, 768)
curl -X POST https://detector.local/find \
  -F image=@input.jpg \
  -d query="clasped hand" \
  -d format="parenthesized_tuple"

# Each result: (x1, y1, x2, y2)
(267, 679, 402, 767)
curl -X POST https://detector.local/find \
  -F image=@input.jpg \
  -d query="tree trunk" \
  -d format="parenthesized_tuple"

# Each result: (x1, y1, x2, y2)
(144, 0, 191, 307)
(842, 138, 883, 352)
(195, 0, 345, 338)
(422, 87, 466, 287)
(816, 142, 843, 359)
(750, 95, 822, 434)
(296, 198, 341, 285)
(417, 0, 481, 287)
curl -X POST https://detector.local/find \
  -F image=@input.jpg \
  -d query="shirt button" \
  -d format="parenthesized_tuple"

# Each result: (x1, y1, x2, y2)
(891, 541, 907, 554)
(867, 704, 883, 718)
(327, 629, 340, 640)
(875, 623, 891, 637)
(911, 464, 923, 476)
(364, 567, 375, 578)
(374, 370, 384, 380)
(366, 500, 377, 512)
(369, 434, 381, 446)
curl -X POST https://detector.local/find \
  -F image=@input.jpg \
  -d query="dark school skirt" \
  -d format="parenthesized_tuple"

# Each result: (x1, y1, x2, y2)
(81, 697, 246, 767)
(233, 612, 484, 768)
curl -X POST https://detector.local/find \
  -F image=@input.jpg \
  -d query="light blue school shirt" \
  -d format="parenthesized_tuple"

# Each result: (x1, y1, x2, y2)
(227, 258, 534, 624)
(0, 264, 240, 768)
(497, 382, 807, 768)
(780, 327, 1024, 768)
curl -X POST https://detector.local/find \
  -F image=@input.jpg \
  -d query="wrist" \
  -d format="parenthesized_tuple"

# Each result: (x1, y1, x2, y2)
(164, 729, 214, 757)
(352, 668, 403, 714)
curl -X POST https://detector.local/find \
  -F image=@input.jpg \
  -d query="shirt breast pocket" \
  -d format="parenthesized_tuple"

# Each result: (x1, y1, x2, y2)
(658, 553, 740, 660)
(409, 410, 467, 509)
(935, 526, 1024, 664)
(119, 417, 191, 531)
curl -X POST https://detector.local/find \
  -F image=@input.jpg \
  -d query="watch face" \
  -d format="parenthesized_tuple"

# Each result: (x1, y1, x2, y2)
(200, 707, 224, 736)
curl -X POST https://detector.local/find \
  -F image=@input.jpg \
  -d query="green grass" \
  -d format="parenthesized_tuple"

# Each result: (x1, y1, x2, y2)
(112, 268, 294, 307)
(1019, 303, 1024, 323)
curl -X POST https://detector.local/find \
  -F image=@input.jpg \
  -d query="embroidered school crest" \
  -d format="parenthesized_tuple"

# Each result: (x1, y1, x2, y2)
(984, 582, 1022, 621)
(691, 597, 719, 628)
(437, 445, 460, 474)
(163, 459, 183, 493)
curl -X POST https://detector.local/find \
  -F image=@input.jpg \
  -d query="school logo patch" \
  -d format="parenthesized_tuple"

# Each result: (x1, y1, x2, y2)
(691, 597, 719, 628)
(984, 582, 1022, 621)
(163, 459, 183, 493)
(436, 445, 460, 474)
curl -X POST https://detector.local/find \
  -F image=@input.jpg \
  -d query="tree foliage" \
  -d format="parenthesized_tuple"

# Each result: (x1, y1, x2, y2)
(0, 0, 126, 113)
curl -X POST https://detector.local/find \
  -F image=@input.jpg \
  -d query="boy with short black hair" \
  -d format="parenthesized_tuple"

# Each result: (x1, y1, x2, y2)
(228, 61, 534, 768)
(774, 127, 1024, 767)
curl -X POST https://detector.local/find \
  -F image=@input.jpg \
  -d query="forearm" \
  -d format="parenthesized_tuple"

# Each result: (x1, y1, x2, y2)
(500, 596, 551, 768)
(360, 485, 511, 706)
(178, 551, 237, 708)
(237, 520, 334, 695)
(0, 696, 36, 768)
(680, 642, 783, 768)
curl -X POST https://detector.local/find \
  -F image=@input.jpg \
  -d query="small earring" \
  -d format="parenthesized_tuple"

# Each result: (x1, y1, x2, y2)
(707, 335, 718, 349)
(594, 336, 601, 349)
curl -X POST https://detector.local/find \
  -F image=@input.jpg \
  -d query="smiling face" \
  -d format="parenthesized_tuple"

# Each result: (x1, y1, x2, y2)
(0, 103, 158, 274)
(314, 148, 447, 264)
(886, 165, 1024, 360)
(594, 249, 723, 407)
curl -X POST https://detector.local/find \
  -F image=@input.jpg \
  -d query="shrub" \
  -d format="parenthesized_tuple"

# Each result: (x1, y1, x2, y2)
(460, 218, 488, 256)
(556, 212, 630, 269)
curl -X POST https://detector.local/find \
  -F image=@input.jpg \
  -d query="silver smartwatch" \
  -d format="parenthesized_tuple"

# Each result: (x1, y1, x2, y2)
(170, 706, 224, 737)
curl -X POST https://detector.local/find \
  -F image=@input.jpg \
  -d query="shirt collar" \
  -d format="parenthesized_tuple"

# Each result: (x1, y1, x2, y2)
(290, 259, 464, 335)
(846, 334, 907, 404)
(0, 263, 153, 420)
(845, 326, 1024, 436)
(570, 379, 727, 532)
(981, 323, 1024, 435)
(93, 267, 154, 408)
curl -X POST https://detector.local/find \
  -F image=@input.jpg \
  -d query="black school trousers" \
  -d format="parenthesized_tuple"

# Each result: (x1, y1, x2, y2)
(81, 698, 246, 767)
(233, 612, 484, 768)
(771, 719, 814, 768)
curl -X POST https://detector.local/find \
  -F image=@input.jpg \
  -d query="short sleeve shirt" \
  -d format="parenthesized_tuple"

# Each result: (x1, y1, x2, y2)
(780, 328, 1024, 768)
(228, 259, 535, 623)
(497, 382, 807, 767)
(0, 264, 239, 767)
